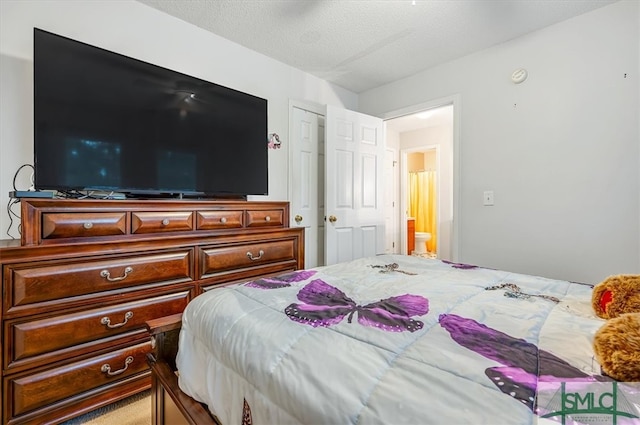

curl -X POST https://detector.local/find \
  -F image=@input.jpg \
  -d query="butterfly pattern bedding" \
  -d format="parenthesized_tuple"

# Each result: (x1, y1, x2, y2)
(176, 255, 639, 424)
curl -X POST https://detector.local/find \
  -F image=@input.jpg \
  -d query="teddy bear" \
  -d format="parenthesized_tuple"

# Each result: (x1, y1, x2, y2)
(591, 274, 640, 381)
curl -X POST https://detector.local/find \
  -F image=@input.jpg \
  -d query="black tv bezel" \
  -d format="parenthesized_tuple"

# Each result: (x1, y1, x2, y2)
(33, 28, 269, 200)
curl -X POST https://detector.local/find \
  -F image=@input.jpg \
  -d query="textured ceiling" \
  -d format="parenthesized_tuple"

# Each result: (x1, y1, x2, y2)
(137, 0, 617, 94)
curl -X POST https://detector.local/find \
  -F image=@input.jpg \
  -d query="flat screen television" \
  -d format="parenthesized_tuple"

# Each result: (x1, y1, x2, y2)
(33, 28, 268, 198)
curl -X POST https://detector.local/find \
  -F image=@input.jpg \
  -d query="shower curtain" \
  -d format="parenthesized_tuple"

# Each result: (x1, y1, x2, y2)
(409, 170, 437, 254)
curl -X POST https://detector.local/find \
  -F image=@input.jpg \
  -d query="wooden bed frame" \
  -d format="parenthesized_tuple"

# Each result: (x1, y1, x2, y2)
(146, 314, 220, 425)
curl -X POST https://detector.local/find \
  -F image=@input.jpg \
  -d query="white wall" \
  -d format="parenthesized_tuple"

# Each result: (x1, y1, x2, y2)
(2, 0, 637, 285)
(0, 54, 33, 238)
(361, 0, 640, 284)
(0, 0, 357, 240)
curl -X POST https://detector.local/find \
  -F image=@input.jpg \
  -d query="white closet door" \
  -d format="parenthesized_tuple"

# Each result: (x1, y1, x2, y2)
(324, 105, 385, 265)
(290, 107, 320, 268)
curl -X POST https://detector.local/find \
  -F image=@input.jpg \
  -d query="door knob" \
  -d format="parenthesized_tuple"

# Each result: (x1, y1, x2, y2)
(328, 215, 337, 223)
(294, 214, 303, 223)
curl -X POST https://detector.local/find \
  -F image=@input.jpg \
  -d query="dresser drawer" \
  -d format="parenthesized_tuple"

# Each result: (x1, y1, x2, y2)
(42, 212, 127, 240)
(246, 209, 284, 227)
(6, 291, 190, 369)
(8, 340, 151, 417)
(196, 210, 244, 230)
(131, 211, 194, 234)
(200, 239, 296, 278)
(5, 250, 193, 314)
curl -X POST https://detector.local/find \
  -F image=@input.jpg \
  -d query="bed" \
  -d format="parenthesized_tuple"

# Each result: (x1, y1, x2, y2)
(146, 254, 640, 425)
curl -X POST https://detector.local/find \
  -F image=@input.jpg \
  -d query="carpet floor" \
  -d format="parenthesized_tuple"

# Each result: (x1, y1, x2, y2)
(60, 391, 151, 425)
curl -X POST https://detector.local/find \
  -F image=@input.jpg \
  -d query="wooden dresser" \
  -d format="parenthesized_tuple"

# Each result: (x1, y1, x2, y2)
(0, 198, 304, 425)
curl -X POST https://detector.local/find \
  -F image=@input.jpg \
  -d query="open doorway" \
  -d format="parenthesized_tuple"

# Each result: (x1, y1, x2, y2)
(384, 102, 456, 260)
(406, 146, 439, 257)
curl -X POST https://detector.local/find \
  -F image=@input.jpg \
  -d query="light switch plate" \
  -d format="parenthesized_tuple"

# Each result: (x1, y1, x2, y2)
(483, 191, 494, 206)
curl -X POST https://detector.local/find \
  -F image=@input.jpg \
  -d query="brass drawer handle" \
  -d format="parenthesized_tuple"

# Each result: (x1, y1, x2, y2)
(101, 311, 134, 329)
(101, 356, 133, 377)
(220, 217, 227, 224)
(246, 249, 265, 261)
(83, 222, 93, 229)
(100, 266, 133, 282)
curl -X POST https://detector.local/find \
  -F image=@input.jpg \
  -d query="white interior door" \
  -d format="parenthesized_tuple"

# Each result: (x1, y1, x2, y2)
(290, 106, 321, 268)
(325, 105, 385, 265)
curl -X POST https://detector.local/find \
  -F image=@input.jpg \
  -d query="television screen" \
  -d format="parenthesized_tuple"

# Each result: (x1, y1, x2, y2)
(33, 28, 268, 197)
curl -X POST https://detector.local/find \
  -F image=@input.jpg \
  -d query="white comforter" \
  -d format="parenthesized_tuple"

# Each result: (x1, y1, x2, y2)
(176, 255, 639, 425)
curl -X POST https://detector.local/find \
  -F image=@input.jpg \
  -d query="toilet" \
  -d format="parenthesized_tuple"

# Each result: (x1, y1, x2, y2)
(414, 232, 432, 254)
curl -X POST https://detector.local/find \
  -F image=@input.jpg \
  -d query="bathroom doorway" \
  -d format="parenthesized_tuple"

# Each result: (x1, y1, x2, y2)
(407, 148, 439, 256)
(384, 102, 455, 260)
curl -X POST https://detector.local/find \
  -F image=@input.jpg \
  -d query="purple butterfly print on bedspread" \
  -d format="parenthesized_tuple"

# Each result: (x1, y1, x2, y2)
(285, 279, 429, 332)
(245, 270, 317, 289)
(439, 314, 611, 411)
(441, 260, 478, 269)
